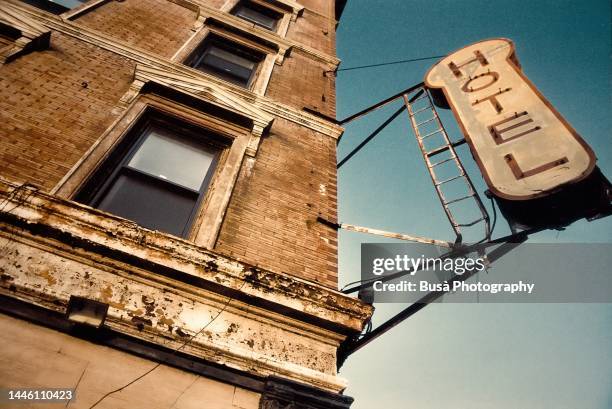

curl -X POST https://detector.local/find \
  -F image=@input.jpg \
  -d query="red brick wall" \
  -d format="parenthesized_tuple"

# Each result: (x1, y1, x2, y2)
(215, 118, 338, 288)
(266, 50, 336, 118)
(205, 0, 228, 9)
(286, 9, 336, 56)
(0, 32, 134, 190)
(76, 0, 197, 59)
(297, 0, 332, 17)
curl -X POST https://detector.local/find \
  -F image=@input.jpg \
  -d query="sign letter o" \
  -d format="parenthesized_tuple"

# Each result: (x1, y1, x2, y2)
(461, 71, 499, 93)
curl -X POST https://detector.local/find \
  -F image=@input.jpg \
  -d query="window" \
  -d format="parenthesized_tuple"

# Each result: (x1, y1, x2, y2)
(186, 36, 264, 88)
(19, 0, 87, 14)
(76, 114, 223, 238)
(231, 1, 282, 31)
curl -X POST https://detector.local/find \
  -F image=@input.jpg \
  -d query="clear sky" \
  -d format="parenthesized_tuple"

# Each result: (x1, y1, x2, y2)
(334, 1, 612, 408)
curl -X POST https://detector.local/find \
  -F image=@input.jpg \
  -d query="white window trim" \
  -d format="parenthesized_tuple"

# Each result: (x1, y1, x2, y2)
(221, 0, 304, 36)
(172, 25, 283, 95)
(53, 64, 273, 248)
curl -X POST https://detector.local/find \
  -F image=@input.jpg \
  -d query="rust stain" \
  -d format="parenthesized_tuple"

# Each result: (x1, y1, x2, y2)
(37, 269, 57, 286)
(107, 301, 126, 310)
(141, 295, 156, 316)
(100, 285, 113, 303)
(158, 316, 174, 327)
(98, 285, 125, 309)
(130, 309, 144, 316)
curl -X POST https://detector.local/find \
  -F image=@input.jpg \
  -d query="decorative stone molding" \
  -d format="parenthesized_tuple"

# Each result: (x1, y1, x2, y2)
(0, 180, 372, 332)
(171, 24, 279, 96)
(0, 2, 50, 63)
(130, 64, 273, 157)
(117, 78, 146, 107)
(134, 64, 274, 134)
(259, 376, 354, 409)
(0, 179, 373, 393)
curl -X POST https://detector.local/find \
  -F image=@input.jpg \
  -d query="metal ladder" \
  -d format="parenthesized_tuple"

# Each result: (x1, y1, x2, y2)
(403, 87, 490, 244)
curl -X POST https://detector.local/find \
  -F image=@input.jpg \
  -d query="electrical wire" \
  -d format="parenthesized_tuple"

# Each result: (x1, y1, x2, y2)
(336, 55, 446, 73)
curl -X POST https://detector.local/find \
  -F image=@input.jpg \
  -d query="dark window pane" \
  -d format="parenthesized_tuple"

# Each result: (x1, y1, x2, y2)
(128, 128, 217, 191)
(97, 172, 198, 237)
(51, 0, 86, 8)
(78, 114, 222, 238)
(234, 4, 279, 30)
(193, 45, 257, 87)
(19, 0, 86, 13)
(18, 0, 69, 13)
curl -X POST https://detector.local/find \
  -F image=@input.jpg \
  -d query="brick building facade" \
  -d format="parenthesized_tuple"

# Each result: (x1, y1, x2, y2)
(0, 0, 372, 408)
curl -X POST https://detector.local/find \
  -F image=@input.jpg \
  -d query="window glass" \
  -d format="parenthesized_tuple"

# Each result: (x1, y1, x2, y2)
(52, 0, 86, 8)
(234, 4, 279, 30)
(128, 129, 216, 191)
(97, 172, 198, 237)
(193, 44, 259, 87)
(79, 117, 221, 238)
(19, 0, 86, 13)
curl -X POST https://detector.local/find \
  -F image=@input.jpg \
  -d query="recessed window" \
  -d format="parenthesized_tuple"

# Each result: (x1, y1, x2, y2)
(231, 1, 282, 31)
(187, 36, 264, 88)
(19, 0, 86, 14)
(76, 115, 223, 238)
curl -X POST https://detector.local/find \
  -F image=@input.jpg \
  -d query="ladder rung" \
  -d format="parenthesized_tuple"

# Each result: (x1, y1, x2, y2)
(416, 117, 436, 127)
(421, 129, 443, 140)
(410, 105, 432, 116)
(430, 157, 455, 167)
(425, 139, 467, 157)
(410, 93, 429, 103)
(435, 174, 464, 186)
(444, 194, 475, 205)
(457, 217, 485, 227)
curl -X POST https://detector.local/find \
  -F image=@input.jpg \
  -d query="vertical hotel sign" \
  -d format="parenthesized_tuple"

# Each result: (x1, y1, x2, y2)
(425, 38, 596, 200)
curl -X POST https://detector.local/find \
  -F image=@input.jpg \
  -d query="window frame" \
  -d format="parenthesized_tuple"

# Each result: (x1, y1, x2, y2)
(77, 114, 224, 238)
(54, 93, 259, 248)
(185, 34, 265, 89)
(219, 0, 302, 38)
(230, 0, 283, 32)
(17, 0, 87, 15)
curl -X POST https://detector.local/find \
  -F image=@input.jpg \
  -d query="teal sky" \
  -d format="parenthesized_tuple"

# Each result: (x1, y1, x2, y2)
(335, 1, 611, 408)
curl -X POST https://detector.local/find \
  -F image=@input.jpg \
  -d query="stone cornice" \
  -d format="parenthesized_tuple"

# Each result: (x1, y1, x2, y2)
(5, 0, 344, 139)
(0, 179, 372, 335)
